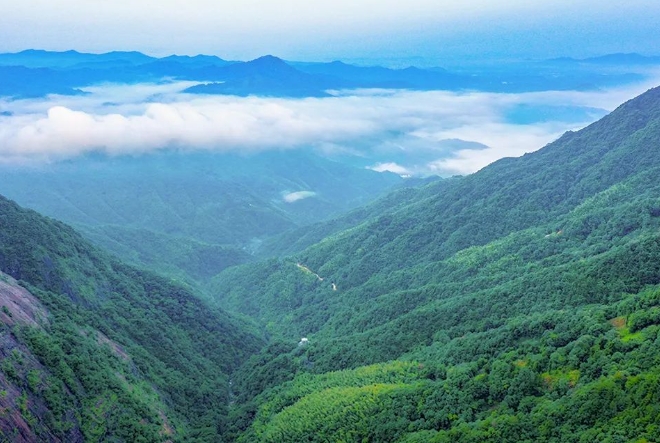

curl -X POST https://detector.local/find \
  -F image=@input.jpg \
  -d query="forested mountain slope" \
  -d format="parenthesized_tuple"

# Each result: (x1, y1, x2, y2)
(0, 195, 264, 441)
(254, 176, 445, 259)
(0, 151, 400, 284)
(210, 87, 660, 441)
(213, 86, 660, 325)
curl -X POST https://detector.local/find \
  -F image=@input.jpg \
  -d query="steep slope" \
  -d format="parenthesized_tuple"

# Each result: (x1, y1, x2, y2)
(254, 176, 445, 258)
(209, 87, 660, 441)
(214, 86, 660, 321)
(0, 195, 264, 441)
(0, 272, 79, 443)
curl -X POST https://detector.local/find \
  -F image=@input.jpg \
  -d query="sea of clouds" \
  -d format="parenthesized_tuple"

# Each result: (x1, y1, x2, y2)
(1, 77, 658, 176)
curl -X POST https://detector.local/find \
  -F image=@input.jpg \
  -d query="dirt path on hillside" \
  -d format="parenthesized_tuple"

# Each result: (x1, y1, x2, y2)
(296, 263, 337, 291)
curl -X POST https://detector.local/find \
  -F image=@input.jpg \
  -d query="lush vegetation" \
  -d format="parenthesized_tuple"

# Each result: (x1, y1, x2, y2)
(208, 86, 660, 441)
(80, 224, 252, 282)
(231, 284, 660, 442)
(0, 195, 264, 441)
(0, 150, 400, 285)
(3, 85, 660, 441)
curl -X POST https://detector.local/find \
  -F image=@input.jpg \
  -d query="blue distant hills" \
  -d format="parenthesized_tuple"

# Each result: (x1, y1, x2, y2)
(549, 52, 660, 65)
(0, 49, 657, 98)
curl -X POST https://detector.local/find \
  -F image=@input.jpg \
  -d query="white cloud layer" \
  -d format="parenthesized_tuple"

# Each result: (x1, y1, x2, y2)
(369, 162, 412, 176)
(283, 191, 317, 203)
(1, 77, 659, 175)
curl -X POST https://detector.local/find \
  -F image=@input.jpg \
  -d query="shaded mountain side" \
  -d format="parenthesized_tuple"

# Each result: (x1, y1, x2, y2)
(0, 272, 168, 442)
(0, 273, 83, 442)
(0, 195, 264, 441)
(79, 224, 252, 282)
(207, 86, 660, 440)
(0, 151, 401, 284)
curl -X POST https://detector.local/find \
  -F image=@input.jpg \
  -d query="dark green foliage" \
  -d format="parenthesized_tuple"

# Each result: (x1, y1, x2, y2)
(209, 86, 660, 441)
(4, 84, 660, 441)
(226, 266, 660, 442)
(0, 195, 264, 440)
(16, 323, 163, 441)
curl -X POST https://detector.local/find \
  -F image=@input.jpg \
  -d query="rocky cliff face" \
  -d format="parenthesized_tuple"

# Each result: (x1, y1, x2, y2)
(0, 272, 83, 442)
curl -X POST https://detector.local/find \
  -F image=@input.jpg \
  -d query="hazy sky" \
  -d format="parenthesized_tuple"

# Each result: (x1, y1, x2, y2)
(2, 0, 659, 63)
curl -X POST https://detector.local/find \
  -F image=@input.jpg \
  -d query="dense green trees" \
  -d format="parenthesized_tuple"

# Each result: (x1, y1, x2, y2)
(209, 86, 660, 441)
(226, 286, 660, 442)
(0, 195, 264, 441)
(4, 86, 660, 441)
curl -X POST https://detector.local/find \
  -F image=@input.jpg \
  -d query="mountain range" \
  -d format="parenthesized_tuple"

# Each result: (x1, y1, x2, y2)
(212, 85, 660, 441)
(0, 151, 401, 285)
(1, 73, 660, 441)
(0, 49, 655, 98)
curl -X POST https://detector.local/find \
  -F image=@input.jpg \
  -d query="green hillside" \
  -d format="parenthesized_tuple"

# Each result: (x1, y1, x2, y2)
(254, 176, 445, 259)
(0, 151, 400, 285)
(209, 87, 660, 441)
(2, 86, 660, 442)
(0, 195, 264, 441)
(80, 224, 252, 282)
